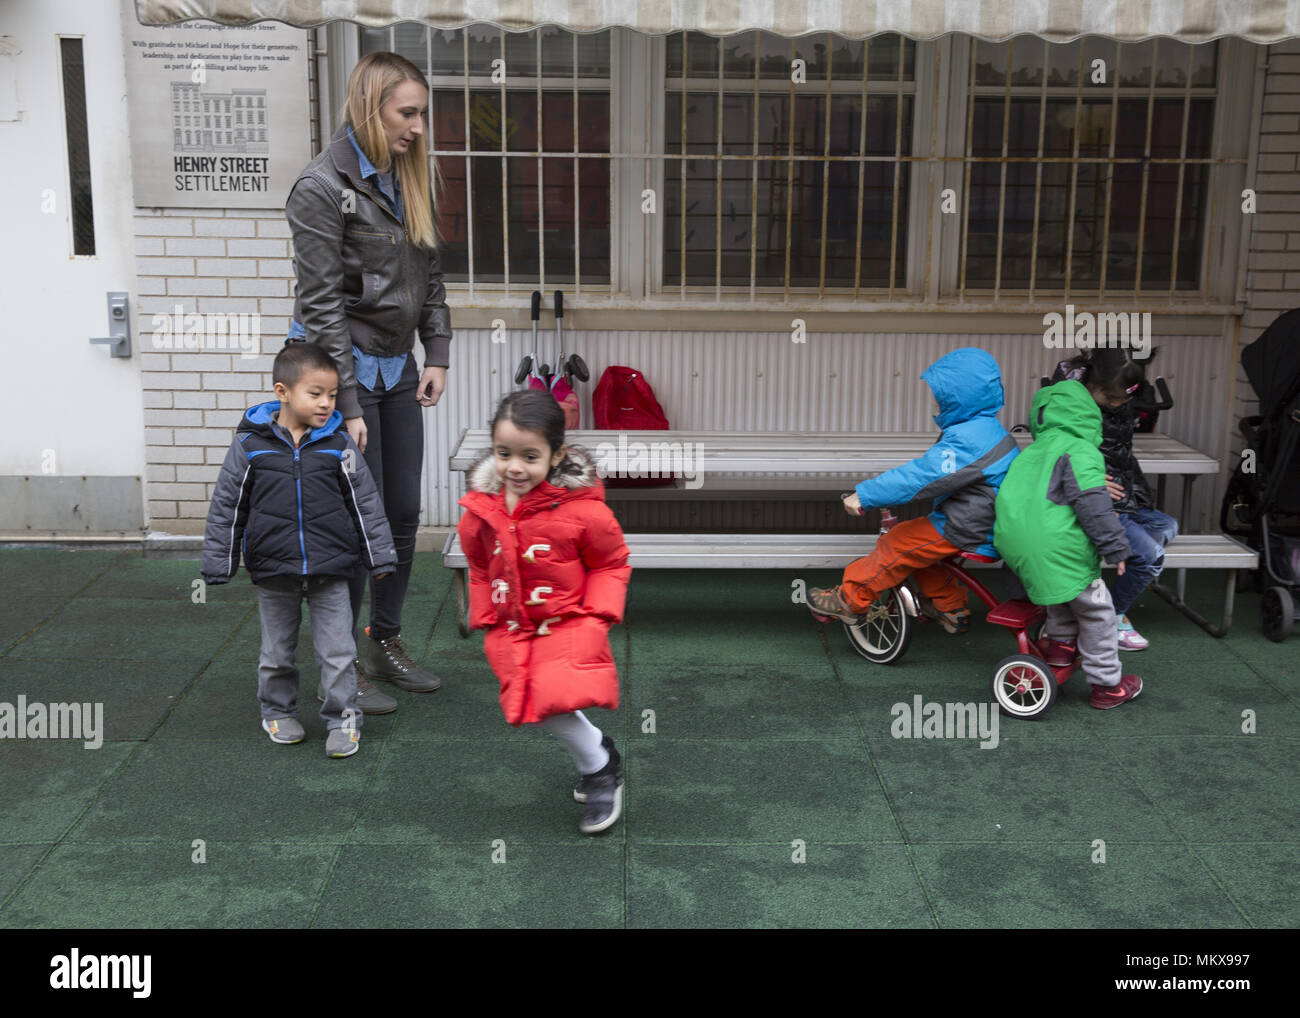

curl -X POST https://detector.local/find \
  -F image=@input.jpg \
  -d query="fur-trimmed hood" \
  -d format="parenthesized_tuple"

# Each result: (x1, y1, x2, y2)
(464, 443, 602, 496)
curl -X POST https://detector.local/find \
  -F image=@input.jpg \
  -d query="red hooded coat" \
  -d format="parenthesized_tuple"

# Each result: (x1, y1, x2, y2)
(456, 445, 632, 725)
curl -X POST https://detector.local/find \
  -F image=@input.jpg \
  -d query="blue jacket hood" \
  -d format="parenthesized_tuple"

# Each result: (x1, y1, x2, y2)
(921, 348, 1006, 429)
(243, 400, 344, 442)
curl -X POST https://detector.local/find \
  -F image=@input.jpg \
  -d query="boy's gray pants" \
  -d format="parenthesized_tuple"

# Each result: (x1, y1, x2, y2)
(1043, 577, 1121, 688)
(257, 575, 361, 730)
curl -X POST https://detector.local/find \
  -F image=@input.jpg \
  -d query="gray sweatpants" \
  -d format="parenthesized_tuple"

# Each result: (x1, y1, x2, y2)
(1044, 577, 1121, 688)
(257, 575, 362, 730)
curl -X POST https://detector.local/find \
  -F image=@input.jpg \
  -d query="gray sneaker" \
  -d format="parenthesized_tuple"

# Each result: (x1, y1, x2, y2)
(575, 736, 623, 835)
(317, 671, 397, 715)
(262, 717, 305, 745)
(325, 726, 360, 758)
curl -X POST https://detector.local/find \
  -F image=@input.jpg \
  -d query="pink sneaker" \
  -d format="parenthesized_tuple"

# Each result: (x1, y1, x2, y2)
(1116, 615, 1149, 651)
(1091, 674, 1143, 709)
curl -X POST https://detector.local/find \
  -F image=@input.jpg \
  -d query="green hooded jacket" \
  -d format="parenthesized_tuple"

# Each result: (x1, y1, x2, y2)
(993, 381, 1132, 605)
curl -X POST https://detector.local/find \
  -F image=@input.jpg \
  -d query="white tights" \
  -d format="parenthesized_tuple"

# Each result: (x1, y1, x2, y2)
(532, 711, 609, 775)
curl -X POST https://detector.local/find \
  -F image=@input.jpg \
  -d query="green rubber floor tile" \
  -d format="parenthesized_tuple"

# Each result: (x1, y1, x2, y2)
(69, 740, 373, 845)
(911, 843, 1247, 928)
(0, 658, 201, 741)
(350, 737, 602, 844)
(1107, 737, 1298, 842)
(628, 603, 824, 668)
(1192, 844, 1300, 928)
(0, 741, 136, 842)
(1080, 664, 1300, 739)
(0, 598, 69, 654)
(628, 664, 857, 740)
(869, 736, 1176, 844)
(13, 597, 251, 662)
(0, 844, 55, 904)
(311, 841, 623, 928)
(626, 843, 933, 928)
(0, 548, 121, 598)
(0, 842, 337, 929)
(149, 655, 397, 744)
(630, 738, 900, 844)
(80, 555, 250, 602)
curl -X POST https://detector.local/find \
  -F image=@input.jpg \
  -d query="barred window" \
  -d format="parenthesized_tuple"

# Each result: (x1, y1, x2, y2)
(361, 25, 612, 287)
(962, 36, 1218, 297)
(663, 32, 915, 296)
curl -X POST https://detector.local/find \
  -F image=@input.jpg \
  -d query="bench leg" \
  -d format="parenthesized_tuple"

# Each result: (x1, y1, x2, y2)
(454, 568, 470, 639)
(1150, 569, 1235, 638)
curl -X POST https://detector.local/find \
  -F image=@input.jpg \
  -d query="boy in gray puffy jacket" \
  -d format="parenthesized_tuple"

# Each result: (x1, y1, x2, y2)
(201, 343, 396, 757)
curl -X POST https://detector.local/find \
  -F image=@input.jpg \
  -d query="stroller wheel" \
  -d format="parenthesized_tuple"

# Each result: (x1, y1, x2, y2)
(991, 654, 1058, 718)
(539, 363, 550, 380)
(842, 586, 913, 664)
(513, 356, 532, 386)
(567, 353, 590, 383)
(1261, 586, 1295, 642)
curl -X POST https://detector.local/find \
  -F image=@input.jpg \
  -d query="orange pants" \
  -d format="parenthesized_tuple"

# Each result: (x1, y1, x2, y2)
(838, 516, 967, 614)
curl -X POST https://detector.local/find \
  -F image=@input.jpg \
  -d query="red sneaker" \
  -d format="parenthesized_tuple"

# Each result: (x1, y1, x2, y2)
(1043, 639, 1077, 668)
(1090, 674, 1143, 710)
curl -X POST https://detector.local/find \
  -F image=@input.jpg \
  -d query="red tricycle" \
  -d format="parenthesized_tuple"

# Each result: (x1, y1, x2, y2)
(815, 505, 1078, 719)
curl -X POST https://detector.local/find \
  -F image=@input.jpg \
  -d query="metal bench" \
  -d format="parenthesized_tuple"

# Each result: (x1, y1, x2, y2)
(448, 428, 1219, 521)
(441, 532, 1256, 639)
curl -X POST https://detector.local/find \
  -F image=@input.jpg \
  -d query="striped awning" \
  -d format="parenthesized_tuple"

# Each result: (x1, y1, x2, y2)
(134, 1, 1300, 43)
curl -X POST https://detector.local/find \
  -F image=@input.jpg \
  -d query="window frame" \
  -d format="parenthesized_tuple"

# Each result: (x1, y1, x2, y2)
(337, 26, 1255, 317)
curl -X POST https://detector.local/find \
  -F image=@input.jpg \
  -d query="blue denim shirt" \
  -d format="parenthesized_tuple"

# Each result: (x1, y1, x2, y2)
(287, 125, 408, 392)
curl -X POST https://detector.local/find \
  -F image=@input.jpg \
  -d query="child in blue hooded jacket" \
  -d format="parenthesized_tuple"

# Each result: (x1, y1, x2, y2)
(806, 348, 1019, 631)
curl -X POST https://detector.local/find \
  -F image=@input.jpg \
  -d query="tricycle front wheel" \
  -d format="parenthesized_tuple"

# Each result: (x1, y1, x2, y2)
(991, 654, 1058, 718)
(843, 586, 913, 665)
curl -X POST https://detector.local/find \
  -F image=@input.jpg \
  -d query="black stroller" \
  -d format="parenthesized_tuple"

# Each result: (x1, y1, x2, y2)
(1220, 307, 1300, 642)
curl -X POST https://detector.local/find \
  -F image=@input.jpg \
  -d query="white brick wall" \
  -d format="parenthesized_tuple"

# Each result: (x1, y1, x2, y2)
(1235, 39, 1300, 466)
(133, 31, 317, 532)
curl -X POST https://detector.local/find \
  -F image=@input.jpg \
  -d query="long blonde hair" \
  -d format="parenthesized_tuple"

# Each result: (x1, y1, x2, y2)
(342, 51, 439, 250)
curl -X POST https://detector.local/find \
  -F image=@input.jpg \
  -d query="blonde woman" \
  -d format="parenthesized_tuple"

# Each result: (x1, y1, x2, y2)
(284, 51, 449, 709)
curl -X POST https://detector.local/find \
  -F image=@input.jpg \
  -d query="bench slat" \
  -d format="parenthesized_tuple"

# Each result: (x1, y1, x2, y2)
(442, 532, 1256, 571)
(449, 429, 1219, 476)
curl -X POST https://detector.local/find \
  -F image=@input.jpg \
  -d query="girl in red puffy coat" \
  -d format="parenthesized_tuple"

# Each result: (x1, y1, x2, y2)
(457, 391, 632, 834)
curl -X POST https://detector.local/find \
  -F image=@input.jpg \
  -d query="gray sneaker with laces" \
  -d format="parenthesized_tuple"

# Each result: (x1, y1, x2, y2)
(325, 726, 360, 758)
(262, 716, 305, 745)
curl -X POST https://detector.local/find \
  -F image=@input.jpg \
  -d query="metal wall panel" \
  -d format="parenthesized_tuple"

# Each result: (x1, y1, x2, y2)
(426, 329, 1231, 532)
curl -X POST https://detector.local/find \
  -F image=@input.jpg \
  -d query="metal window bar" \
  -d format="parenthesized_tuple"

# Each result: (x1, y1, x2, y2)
(992, 39, 1013, 301)
(852, 37, 869, 298)
(460, 33, 475, 298)
(535, 31, 545, 293)
(499, 32, 510, 294)
(679, 34, 688, 301)
(716, 35, 724, 300)
(958, 44, 977, 300)
(1062, 42, 1087, 301)
(1168, 45, 1195, 296)
(750, 30, 760, 301)
(1134, 39, 1158, 294)
(1098, 42, 1121, 301)
(572, 32, 581, 297)
(783, 37, 796, 302)
(890, 34, 905, 299)
(819, 33, 832, 299)
(1027, 39, 1049, 299)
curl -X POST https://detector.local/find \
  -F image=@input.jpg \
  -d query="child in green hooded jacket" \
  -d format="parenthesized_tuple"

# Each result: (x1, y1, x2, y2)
(993, 380, 1144, 709)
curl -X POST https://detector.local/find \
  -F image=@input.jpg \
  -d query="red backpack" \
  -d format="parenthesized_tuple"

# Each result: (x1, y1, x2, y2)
(592, 366, 674, 487)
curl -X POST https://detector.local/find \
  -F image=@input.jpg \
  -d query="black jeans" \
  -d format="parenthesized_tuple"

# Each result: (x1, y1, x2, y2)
(349, 354, 423, 641)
